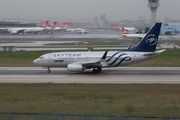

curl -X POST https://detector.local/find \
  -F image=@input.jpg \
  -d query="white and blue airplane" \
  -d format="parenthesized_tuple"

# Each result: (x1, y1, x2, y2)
(33, 23, 165, 73)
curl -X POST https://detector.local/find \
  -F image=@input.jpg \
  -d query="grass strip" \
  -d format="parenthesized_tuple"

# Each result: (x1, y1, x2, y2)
(0, 83, 180, 116)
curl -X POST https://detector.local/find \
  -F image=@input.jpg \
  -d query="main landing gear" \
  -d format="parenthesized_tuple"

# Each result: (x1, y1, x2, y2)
(47, 67, 51, 73)
(92, 68, 102, 73)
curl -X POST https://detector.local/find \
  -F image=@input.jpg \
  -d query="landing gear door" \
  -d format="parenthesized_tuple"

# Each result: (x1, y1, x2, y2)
(48, 54, 53, 63)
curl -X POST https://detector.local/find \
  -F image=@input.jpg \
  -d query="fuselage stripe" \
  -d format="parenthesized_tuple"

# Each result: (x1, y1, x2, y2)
(108, 53, 127, 65)
(105, 52, 120, 62)
(115, 56, 131, 67)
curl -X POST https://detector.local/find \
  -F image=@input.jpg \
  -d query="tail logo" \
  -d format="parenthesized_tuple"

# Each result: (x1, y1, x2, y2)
(146, 34, 157, 45)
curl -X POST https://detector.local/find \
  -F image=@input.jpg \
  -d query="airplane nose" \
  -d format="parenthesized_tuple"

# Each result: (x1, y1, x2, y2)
(33, 59, 38, 65)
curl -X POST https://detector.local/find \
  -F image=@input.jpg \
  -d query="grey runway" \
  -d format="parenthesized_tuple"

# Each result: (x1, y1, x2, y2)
(0, 67, 180, 84)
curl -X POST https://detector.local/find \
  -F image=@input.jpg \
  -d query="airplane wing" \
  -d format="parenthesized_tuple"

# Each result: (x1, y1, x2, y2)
(76, 51, 108, 68)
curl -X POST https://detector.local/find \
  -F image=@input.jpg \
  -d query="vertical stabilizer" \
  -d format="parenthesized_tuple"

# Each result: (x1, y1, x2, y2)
(127, 23, 161, 52)
(122, 27, 129, 34)
(40, 20, 49, 28)
(48, 21, 57, 27)
(81, 25, 85, 29)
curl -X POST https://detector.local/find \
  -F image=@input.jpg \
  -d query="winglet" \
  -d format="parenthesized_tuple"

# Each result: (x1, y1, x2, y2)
(99, 51, 108, 62)
(127, 45, 131, 50)
(102, 51, 108, 59)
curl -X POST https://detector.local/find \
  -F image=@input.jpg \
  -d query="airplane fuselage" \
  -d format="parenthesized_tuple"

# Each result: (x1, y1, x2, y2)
(123, 34, 146, 39)
(34, 51, 156, 69)
(2, 27, 45, 34)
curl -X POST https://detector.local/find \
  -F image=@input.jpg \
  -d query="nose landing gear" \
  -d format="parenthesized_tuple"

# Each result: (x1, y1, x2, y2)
(47, 67, 51, 73)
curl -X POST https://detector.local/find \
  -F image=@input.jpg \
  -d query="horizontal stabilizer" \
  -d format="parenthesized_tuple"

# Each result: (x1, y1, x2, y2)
(155, 49, 166, 54)
(143, 49, 166, 56)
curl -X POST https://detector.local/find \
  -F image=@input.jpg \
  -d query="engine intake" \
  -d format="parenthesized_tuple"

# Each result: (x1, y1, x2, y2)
(67, 63, 84, 72)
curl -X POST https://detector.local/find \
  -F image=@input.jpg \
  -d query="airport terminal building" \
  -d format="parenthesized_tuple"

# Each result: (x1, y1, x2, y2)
(161, 23, 180, 35)
(0, 21, 36, 28)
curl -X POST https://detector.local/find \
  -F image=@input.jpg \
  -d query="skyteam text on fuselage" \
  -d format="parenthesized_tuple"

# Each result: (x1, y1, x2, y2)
(33, 23, 165, 73)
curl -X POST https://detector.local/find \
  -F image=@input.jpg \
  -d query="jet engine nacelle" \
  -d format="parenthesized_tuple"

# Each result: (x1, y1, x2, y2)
(67, 63, 84, 72)
(11, 31, 18, 34)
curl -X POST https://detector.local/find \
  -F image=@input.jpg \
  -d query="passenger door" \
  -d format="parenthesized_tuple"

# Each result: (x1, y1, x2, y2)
(48, 54, 53, 63)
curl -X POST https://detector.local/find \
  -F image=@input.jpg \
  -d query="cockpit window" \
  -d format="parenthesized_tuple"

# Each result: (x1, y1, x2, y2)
(40, 57, 44, 59)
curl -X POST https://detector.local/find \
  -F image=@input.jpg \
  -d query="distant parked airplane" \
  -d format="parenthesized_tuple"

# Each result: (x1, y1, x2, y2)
(53, 23, 71, 31)
(66, 25, 88, 34)
(122, 27, 146, 39)
(46, 21, 57, 30)
(112, 25, 137, 32)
